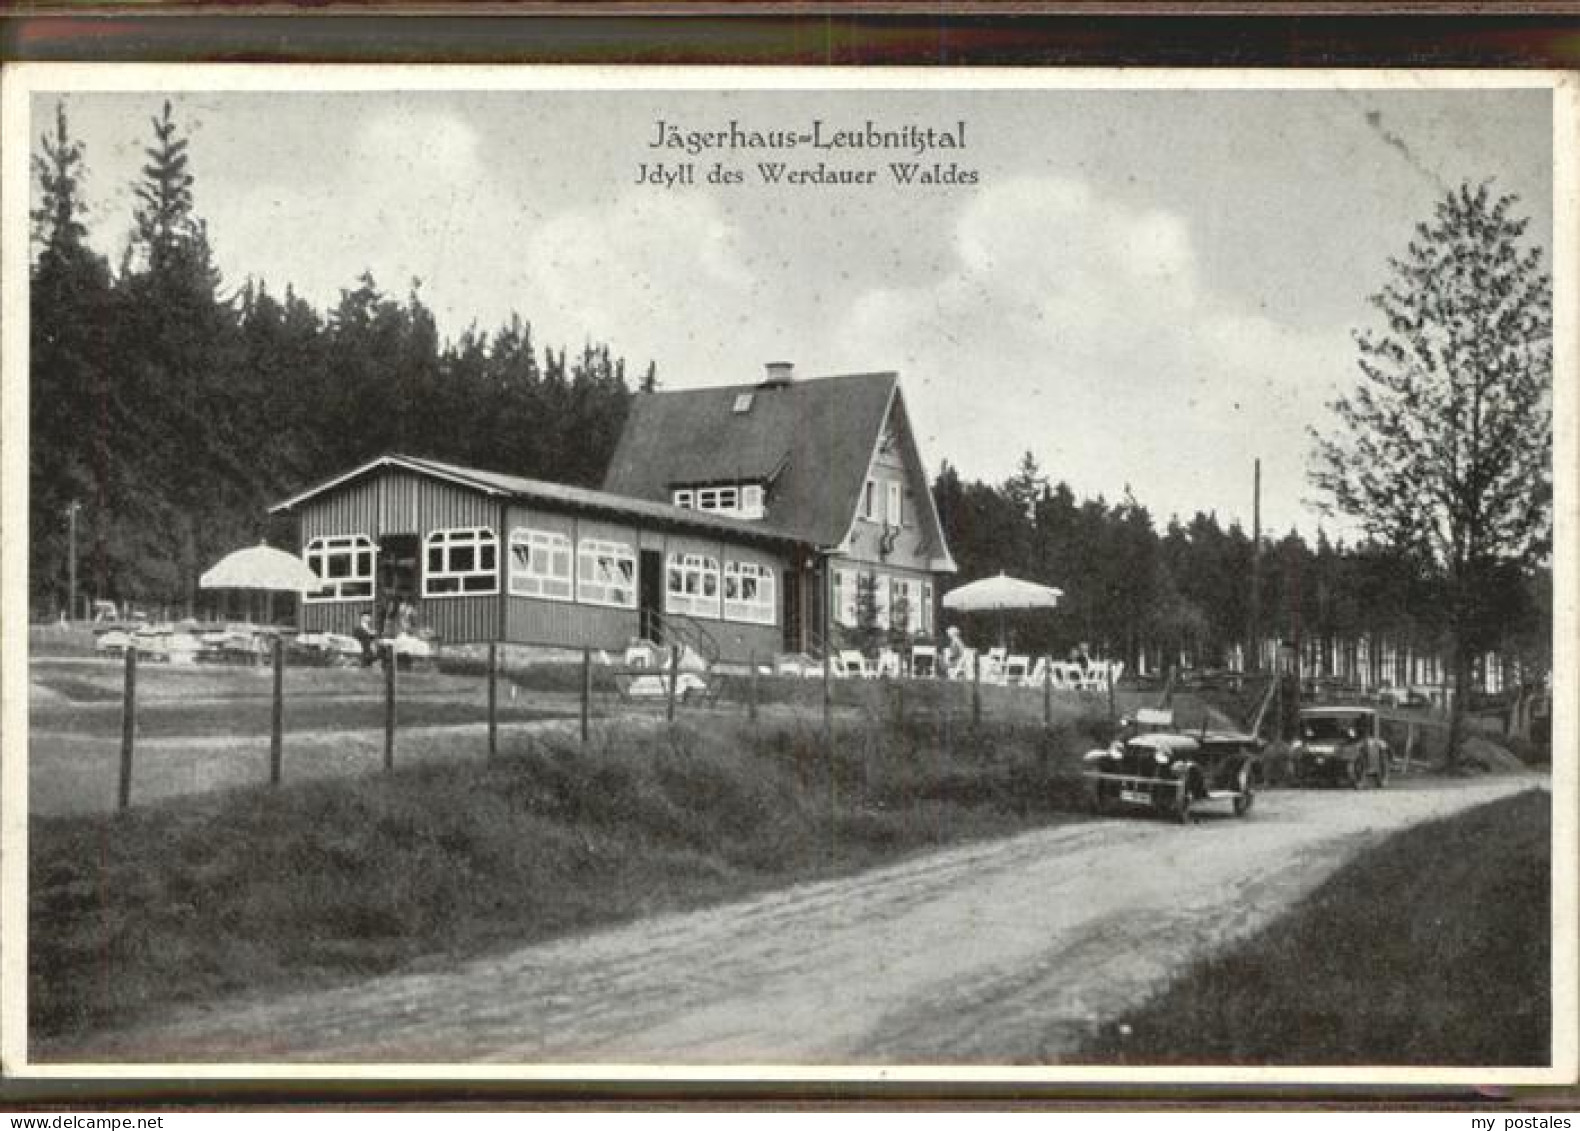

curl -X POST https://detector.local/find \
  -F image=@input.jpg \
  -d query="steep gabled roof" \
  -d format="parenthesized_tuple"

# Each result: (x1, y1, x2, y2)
(269, 454, 807, 549)
(603, 371, 901, 549)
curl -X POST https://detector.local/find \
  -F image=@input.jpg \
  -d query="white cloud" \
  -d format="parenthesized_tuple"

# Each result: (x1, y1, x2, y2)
(834, 175, 1351, 533)
(508, 190, 790, 380)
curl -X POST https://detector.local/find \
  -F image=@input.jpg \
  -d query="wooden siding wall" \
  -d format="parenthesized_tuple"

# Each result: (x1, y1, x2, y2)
(297, 470, 498, 642)
(500, 503, 792, 662)
(294, 468, 796, 658)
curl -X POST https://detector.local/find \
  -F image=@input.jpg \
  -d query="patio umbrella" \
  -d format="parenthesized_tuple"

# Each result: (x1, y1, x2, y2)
(200, 541, 320, 624)
(942, 571, 1063, 648)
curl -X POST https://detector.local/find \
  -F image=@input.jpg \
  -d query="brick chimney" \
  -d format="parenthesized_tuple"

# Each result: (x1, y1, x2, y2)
(761, 361, 795, 388)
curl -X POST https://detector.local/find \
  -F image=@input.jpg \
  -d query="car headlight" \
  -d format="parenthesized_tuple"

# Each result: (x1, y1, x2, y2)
(1154, 750, 1171, 765)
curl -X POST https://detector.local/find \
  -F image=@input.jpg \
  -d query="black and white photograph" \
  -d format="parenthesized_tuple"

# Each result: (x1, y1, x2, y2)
(2, 65, 1573, 1084)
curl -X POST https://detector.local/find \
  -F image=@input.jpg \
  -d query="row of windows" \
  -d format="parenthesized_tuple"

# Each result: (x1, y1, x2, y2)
(672, 483, 766, 520)
(304, 529, 776, 625)
(832, 569, 933, 634)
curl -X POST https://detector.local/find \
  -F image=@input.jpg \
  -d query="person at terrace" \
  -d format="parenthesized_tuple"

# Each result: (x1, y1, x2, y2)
(353, 613, 379, 668)
(944, 625, 970, 679)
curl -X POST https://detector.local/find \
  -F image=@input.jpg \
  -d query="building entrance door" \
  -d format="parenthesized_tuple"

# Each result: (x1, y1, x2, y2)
(639, 549, 664, 643)
(782, 567, 801, 653)
(376, 534, 419, 631)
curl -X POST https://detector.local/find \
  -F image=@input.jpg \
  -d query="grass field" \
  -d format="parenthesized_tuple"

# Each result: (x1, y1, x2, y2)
(30, 707, 1109, 1045)
(1076, 788, 1551, 1066)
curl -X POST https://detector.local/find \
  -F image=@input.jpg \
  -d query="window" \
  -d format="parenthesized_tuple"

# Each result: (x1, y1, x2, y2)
(833, 568, 857, 627)
(696, 485, 739, 513)
(863, 480, 877, 521)
(732, 393, 754, 414)
(508, 528, 573, 601)
(887, 481, 904, 527)
(871, 572, 891, 629)
(921, 581, 934, 633)
(577, 538, 636, 607)
(670, 482, 766, 520)
(424, 528, 498, 596)
(304, 535, 375, 602)
(723, 561, 776, 625)
(667, 552, 720, 618)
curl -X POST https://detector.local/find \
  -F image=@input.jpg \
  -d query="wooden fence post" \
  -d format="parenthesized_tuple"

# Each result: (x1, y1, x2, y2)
(384, 647, 397, 773)
(487, 642, 498, 760)
(972, 650, 982, 727)
(667, 643, 680, 724)
(270, 635, 284, 786)
(581, 647, 592, 745)
(118, 646, 137, 812)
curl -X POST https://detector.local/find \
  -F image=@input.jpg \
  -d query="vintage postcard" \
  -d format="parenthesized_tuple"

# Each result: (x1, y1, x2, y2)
(2, 64, 1574, 1089)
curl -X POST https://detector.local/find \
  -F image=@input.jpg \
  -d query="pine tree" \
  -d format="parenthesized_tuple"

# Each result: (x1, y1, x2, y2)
(30, 102, 114, 614)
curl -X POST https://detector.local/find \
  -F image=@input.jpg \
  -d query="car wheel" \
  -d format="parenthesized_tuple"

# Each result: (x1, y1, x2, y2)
(1374, 748, 1391, 788)
(1233, 766, 1254, 817)
(1174, 781, 1194, 825)
(1349, 756, 1368, 790)
(1091, 782, 1111, 815)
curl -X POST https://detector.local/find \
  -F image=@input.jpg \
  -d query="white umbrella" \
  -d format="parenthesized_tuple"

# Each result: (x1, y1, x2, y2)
(200, 542, 320, 592)
(942, 571, 1063, 647)
(201, 541, 320, 627)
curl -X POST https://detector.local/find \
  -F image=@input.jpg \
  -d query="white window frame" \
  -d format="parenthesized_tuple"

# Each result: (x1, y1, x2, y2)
(723, 560, 776, 625)
(673, 489, 694, 510)
(508, 528, 573, 602)
(870, 571, 891, 629)
(740, 484, 765, 520)
(887, 481, 904, 527)
(423, 527, 498, 597)
(667, 552, 721, 619)
(696, 485, 740, 514)
(862, 480, 877, 521)
(577, 538, 636, 608)
(921, 581, 934, 633)
(833, 567, 857, 627)
(303, 534, 376, 603)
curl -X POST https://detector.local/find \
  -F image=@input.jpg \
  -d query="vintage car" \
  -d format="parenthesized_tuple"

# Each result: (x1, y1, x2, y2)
(1292, 705, 1391, 787)
(1083, 729, 1262, 823)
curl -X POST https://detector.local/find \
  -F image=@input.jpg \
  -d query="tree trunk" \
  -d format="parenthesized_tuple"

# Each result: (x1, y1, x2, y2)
(1445, 635, 1472, 769)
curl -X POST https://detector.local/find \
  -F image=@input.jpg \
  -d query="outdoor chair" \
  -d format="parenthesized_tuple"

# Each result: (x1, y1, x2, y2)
(1048, 661, 1078, 690)
(946, 647, 976, 681)
(838, 650, 875, 679)
(981, 648, 1008, 685)
(1026, 656, 1050, 687)
(1004, 654, 1031, 685)
(910, 644, 937, 679)
(874, 649, 902, 679)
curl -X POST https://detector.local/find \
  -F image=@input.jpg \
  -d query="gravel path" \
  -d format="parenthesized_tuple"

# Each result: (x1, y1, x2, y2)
(38, 773, 1541, 1067)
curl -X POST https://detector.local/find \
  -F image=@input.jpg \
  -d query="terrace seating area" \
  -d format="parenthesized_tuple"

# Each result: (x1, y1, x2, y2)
(92, 619, 440, 668)
(767, 642, 1124, 691)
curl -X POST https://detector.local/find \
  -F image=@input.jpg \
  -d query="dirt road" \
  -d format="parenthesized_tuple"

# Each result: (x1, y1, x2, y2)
(47, 774, 1539, 1066)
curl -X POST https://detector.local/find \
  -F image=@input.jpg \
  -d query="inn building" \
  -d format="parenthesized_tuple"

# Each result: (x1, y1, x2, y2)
(271, 365, 957, 663)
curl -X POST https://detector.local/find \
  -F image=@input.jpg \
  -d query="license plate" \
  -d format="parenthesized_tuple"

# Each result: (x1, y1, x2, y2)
(1119, 788, 1150, 805)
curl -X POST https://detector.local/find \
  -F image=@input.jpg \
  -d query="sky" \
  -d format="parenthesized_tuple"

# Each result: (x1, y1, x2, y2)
(32, 79, 1554, 539)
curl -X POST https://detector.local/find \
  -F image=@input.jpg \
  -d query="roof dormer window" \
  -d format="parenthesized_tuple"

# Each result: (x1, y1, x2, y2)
(671, 481, 766, 520)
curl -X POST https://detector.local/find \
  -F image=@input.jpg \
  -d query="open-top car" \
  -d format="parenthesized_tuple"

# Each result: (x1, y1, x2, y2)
(1293, 706, 1391, 788)
(1083, 729, 1262, 823)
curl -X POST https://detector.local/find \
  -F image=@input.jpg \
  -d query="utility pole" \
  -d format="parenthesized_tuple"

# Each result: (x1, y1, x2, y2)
(1248, 459, 1261, 674)
(65, 501, 81, 623)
